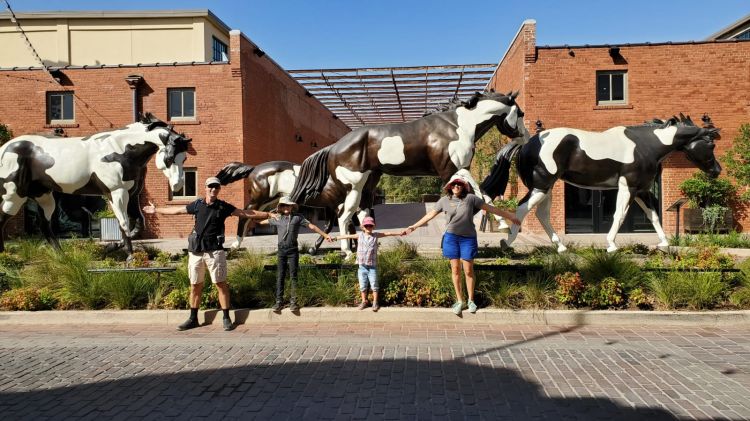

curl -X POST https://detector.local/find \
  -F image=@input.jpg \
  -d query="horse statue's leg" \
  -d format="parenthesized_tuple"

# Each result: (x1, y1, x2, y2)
(0, 189, 28, 252)
(311, 208, 335, 255)
(36, 193, 61, 250)
(634, 191, 669, 248)
(231, 205, 256, 250)
(334, 169, 371, 257)
(502, 188, 551, 251)
(606, 177, 637, 253)
(109, 188, 134, 257)
(534, 193, 567, 252)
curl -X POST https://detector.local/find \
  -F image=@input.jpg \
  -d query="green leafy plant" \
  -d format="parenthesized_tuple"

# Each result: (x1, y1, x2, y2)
(679, 171, 736, 209)
(627, 287, 653, 310)
(729, 287, 750, 309)
(595, 277, 625, 308)
(577, 248, 644, 290)
(649, 271, 728, 310)
(0, 122, 12, 146)
(722, 122, 750, 201)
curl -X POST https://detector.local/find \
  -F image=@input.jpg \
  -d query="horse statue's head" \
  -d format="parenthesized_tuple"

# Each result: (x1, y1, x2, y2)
(139, 112, 192, 191)
(463, 90, 530, 142)
(660, 113, 722, 178)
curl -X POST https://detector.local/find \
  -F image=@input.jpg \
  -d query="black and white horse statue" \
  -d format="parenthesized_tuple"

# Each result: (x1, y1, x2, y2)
(0, 112, 191, 256)
(289, 90, 530, 253)
(482, 114, 721, 252)
(215, 160, 377, 253)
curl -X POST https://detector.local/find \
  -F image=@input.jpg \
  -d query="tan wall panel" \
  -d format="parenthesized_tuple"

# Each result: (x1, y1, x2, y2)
(69, 29, 131, 65)
(131, 28, 194, 63)
(0, 29, 61, 67)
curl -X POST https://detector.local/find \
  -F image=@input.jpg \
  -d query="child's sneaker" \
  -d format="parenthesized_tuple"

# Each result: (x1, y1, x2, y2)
(452, 301, 463, 315)
(468, 300, 478, 314)
(372, 303, 380, 312)
(357, 301, 368, 310)
(289, 302, 300, 312)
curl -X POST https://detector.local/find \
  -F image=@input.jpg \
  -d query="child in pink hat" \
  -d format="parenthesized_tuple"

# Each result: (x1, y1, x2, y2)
(333, 216, 403, 311)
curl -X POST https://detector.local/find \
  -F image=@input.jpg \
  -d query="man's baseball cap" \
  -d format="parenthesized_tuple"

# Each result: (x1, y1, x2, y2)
(205, 177, 221, 187)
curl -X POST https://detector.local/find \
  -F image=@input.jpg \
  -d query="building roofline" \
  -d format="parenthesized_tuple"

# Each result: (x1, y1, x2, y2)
(0, 9, 232, 34)
(705, 13, 750, 40)
(536, 37, 750, 50)
(485, 19, 535, 91)
(0, 61, 228, 72)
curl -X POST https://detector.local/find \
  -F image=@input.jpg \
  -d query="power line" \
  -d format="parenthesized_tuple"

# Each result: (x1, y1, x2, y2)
(3, 0, 59, 85)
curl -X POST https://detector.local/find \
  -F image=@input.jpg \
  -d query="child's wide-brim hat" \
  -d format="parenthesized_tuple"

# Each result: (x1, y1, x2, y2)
(443, 177, 473, 193)
(362, 216, 376, 226)
(278, 196, 298, 207)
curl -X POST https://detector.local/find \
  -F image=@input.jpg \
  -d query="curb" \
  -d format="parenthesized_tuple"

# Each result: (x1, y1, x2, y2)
(1, 308, 748, 327)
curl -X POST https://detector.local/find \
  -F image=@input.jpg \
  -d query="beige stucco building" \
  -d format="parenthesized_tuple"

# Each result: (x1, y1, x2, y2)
(0, 10, 231, 68)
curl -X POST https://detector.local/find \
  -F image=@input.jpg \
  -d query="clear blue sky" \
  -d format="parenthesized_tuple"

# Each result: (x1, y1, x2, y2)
(8, 0, 749, 69)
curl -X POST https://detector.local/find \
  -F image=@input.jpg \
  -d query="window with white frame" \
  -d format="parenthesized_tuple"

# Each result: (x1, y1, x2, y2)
(168, 88, 196, 120)
(596, 71, 627, 105)
(736, 29, 750, 40)
(172, 168, 197, 199)
(212, 36, 228, 62)
(47, 91, 74, 123)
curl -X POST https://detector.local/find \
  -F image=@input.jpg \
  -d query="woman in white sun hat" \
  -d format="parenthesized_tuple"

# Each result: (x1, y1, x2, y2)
(403, 176, 520, 316)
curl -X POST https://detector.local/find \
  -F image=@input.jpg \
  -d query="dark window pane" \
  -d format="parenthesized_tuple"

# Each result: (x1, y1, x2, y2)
(611, 74, 624, 101)
(49, 95, 62, 120)
(596, 74, 610, 102)
(63, 93, 74, 120)
(737, 29, 750, 40)
(185, 171, 196, 196)
(169, 90, 182, 118)
(183, 91, 195, 117)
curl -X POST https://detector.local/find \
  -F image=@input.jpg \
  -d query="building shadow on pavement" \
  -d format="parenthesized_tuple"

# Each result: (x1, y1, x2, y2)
(0, 355, 677, 419)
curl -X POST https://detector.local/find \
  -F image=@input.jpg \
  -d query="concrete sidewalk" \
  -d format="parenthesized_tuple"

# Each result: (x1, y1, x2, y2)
(2, 308, 748, 327)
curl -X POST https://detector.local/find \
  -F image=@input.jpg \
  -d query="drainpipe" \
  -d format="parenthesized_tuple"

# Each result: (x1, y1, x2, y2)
(125, 75, 144, 122)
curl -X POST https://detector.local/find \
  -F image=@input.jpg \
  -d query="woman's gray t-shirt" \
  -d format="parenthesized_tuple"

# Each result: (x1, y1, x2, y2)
(434, 193, 485, 237)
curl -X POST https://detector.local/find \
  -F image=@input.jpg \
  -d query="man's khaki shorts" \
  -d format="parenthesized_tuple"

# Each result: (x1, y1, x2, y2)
(188, 250, 228, 285)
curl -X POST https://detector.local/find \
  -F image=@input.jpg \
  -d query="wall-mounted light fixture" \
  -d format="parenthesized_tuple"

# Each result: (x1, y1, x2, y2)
(295, 134, 303, 143)
(53, 127, 65, 136)
(310, 140, 318, 148)
(567, 48, 575, 57)
(609, 46, 621, 58)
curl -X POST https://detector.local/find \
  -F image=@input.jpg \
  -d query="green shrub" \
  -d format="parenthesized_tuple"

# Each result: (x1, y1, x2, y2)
(671, 232, 750, 248)
(163, 286, 189, 309)
(227, 252, 268, 308)
(554, 272, 585, 307)
(679, 171, 736, 208)
(0, 122, 13, 146)
(298, 254, 316, 265)
(729, 287, 750, 309)
(628, 287, 653, 310)
(295, 267, 357, 307)
(649, 271, 728, 310)
(0, 287, 57, 311)
(321, 251, 344, 265)
(578, 248, 643, 290)
(594, 277, 625, 309)
(99, 271, 158, 309)
(536, 251, 578, 282)
(521, 275, 553, 309)
(486, 280, 523, 309)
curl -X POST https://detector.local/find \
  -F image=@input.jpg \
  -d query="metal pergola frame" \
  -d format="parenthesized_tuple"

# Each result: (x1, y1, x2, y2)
(288, 64, 496, 128)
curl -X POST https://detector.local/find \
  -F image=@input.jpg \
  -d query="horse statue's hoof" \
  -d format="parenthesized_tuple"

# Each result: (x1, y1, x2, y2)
(606, 245, 618, 253)
(229, 240, 242, 249)
(308, 247, 318, 255)
(500, 239, 510, 251)
(556, 244, 568, 253)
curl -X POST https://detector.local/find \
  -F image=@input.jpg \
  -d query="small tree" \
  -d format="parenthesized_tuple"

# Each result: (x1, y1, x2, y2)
(679, 171, 737, 232)
(723, 123, 750, 201)
(0, 123, 12, 146)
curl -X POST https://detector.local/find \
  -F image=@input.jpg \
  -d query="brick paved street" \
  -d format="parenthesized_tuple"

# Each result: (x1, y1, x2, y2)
(0, 322, 748, 420)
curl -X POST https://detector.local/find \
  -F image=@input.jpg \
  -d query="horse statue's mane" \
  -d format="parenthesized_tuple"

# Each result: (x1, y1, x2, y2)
(422, 90, 519, 117)
(640, 113, 713, 129)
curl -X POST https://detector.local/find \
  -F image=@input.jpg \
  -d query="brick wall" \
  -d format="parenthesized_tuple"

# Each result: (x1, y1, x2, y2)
(493, 28, 750, 236)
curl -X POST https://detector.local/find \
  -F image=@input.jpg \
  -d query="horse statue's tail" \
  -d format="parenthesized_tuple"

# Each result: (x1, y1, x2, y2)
(480, 142, 522, 198)
(215, 162, 255, 185)
(289, 146, 331, 204)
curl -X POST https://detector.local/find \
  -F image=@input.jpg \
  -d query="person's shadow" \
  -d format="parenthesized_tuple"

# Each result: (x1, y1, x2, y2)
(0, 352, 677, 419)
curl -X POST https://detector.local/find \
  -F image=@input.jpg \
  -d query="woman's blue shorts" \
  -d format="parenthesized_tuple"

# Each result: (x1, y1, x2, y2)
(442, 232, 478, 260)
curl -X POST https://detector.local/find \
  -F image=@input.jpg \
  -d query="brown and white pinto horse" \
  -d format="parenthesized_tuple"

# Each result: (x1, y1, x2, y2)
(482, 114, 721, 253)
(215, 161, 378, 253)
(289, 91, 529, 252)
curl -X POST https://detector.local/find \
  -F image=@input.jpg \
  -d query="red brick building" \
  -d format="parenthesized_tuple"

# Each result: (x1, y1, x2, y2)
(488, 19, 750, 236)
(0, 11, 349, 239)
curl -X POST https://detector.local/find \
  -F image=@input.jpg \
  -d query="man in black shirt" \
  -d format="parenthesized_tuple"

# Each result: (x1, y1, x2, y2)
(143, 176, 274, 331)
